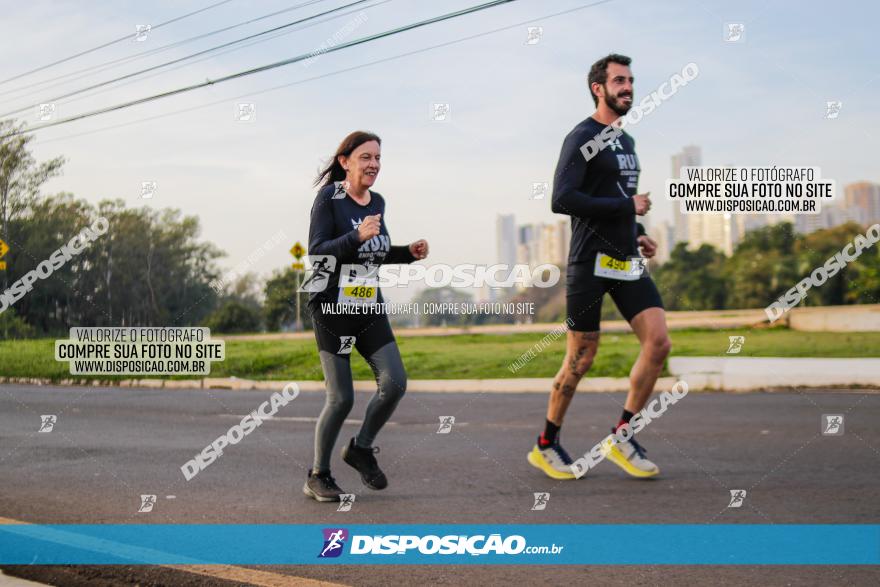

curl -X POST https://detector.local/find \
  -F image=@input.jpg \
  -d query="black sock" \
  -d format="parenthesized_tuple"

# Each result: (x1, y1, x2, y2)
(615, 409, 635, 431)
(540, 420, 560, 447)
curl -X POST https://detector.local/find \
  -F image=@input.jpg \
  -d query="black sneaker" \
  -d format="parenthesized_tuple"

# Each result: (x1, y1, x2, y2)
(303, 469, 345, 502)
(341, 438, 388, 490)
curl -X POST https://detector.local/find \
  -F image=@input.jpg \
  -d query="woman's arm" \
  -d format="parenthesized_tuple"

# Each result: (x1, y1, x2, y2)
(307, 190, 361, 259)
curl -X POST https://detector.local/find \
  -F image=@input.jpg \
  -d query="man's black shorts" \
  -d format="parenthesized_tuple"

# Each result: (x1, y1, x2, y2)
(566, 253, 664, 332)
(309, 302, 395, 358)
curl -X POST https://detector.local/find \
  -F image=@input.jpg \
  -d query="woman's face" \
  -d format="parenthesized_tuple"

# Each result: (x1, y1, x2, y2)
(340, 140, 381, 188)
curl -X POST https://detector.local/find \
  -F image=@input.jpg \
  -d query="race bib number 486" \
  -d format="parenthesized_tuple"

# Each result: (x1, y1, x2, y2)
(338, 283, 377, 306)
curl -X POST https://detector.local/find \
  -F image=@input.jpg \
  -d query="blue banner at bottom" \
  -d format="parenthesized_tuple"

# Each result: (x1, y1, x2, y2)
(0, 524, 877, 565)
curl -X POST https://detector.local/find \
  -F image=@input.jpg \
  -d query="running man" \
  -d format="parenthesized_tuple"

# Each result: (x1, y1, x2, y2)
(527, 54, 672, 480)
(304, 130, 429, 502)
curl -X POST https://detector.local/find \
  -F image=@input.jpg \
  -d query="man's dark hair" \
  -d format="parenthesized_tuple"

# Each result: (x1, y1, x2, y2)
(588, 53, 632, 106)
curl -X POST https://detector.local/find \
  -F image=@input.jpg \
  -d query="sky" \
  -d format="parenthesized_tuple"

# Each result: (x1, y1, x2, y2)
(3, 0, 879, 302)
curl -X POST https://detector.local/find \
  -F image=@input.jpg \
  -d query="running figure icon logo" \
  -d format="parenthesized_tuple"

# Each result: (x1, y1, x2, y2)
(628, 257, 646, 277)
(727, 489, 747, 508)
(37, 103, 56, 121)
(437, 416, 455, 434)
(430, 103, 451, 122)
(235, 103, 256, 123)
(138, 494, 157, 513)
(724, 23, 745, 42)
(299, 255, 337, 293)
(821, 414, 844, 435)
(134, 24, 151, 42)
(332, 181, 349, 199)
(726, 336, 745, 354)
(531, 492, 550, 511)
(337, 494, 355, 512)
(38, 415, 57, 433)
(141, 181, 157, 199)
(337, 337, 355, 355)
(824, 101, 842, 119)
(531, 182, 549, 200)
(318, 528, 349, 558)
(524, 26, 543, 45)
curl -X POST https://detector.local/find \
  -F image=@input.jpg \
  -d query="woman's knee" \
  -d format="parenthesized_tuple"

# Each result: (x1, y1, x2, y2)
(326, 391, 354, 415)
(378, 367, 407, 400)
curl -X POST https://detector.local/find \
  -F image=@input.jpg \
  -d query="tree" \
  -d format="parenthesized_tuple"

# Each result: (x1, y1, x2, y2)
(653, 243, 728, 310)
(264, 268, 312, 331)
(724, 223, 801, 309)
(796, 222, 865, 307)
(204, 300, 262, 333)
(0, 119, 64, 336)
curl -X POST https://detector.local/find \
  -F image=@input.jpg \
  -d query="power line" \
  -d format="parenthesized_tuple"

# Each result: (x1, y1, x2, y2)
(0, 0, 374, 119)
(48, 0, 394, 113)
(35, 0, 390, 115)
(31, 0, 615, 147)
(0, 0, 238, 87)
(6, 0, 520, 137)
(0, 0, 330, 103)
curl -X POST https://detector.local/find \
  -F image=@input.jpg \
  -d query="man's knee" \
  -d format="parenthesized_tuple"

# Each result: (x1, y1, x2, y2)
(648, 335, 672, 362)
(566, 339, 599, 377)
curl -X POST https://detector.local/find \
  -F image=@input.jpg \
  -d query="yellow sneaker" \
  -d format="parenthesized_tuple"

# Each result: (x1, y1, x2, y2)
(601, 432, 660, 478)
(527, 437, 577, 480)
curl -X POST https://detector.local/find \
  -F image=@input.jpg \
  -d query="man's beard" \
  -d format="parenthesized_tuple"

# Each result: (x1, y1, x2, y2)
(604, 90, 632, 116)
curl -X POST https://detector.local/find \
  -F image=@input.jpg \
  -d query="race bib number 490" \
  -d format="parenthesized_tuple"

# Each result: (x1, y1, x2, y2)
(594, 253, 642, 281)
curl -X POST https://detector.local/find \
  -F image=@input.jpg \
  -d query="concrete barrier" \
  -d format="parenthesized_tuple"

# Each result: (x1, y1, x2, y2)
(788, 304, 880, 332)
(669, 357, 880, 390)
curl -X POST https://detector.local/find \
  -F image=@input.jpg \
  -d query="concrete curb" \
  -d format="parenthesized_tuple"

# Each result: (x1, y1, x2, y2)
(668, 357, 880, 391)
(2, 361, 878, 393)
(0, 376, 678, 394)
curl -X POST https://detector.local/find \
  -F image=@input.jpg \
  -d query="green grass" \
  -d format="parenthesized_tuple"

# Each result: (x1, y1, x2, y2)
(2, 328, 879, 381)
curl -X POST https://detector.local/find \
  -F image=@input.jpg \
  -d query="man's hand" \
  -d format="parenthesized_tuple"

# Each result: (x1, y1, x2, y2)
(637, 234, 658, 259)
(632, 192, 651, 215)
(409, 239, 429, 260)
(358, 214, 381, 242)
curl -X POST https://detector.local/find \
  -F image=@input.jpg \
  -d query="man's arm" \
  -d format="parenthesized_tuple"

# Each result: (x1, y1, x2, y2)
(551, 130, 635, 219)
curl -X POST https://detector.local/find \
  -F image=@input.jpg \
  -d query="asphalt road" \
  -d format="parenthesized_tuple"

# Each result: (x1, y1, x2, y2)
(1, 384, 878, 586)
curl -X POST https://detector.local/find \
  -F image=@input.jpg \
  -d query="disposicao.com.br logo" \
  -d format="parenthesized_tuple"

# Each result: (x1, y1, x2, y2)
(318, 528, 563, 558)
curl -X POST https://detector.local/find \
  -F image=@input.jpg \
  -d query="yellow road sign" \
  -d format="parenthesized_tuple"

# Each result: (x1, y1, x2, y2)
(291, 262, 305, 270)
(0, 262, 6, 271)
(290, 242, 305, 259)
(0, 239, 8, 259)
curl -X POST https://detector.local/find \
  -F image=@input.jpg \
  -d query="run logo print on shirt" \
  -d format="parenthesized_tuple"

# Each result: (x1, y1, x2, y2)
(617, 151, 640, 193)
(351, 218, 391, 259)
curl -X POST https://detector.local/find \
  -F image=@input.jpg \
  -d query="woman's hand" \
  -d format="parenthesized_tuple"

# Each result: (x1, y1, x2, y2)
(409, 239, 429, 260)
(358, 214, 381, 242)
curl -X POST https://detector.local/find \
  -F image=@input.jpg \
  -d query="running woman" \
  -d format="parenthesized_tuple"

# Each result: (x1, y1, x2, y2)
(303, 131, 429, 501)
(527, 54, 672, 480)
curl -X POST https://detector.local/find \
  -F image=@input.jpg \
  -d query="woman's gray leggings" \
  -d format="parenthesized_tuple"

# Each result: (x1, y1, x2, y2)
(313, 341, 407, 473)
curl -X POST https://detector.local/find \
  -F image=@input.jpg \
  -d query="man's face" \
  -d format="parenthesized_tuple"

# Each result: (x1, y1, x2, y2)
(596, 62, 634, 115)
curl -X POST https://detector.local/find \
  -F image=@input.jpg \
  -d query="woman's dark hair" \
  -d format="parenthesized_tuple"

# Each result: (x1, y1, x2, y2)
(314, 130, 382, 187)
